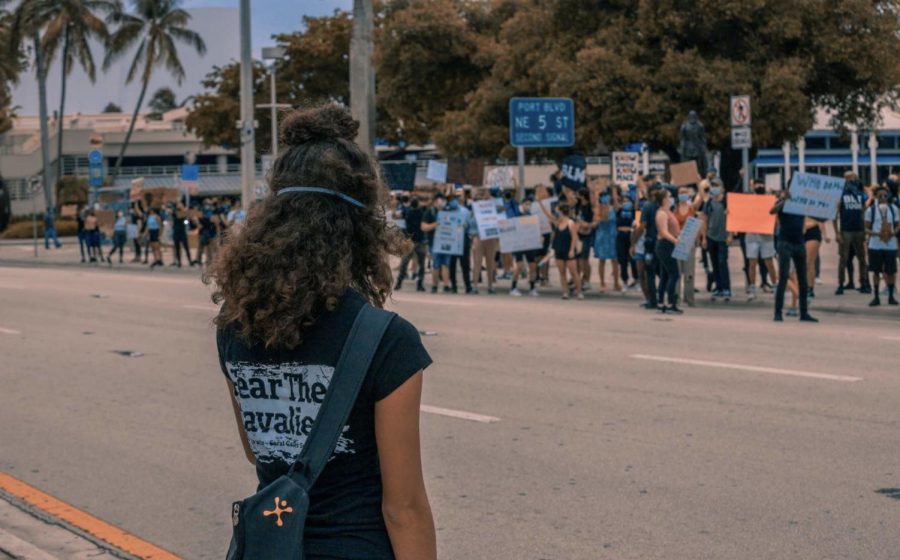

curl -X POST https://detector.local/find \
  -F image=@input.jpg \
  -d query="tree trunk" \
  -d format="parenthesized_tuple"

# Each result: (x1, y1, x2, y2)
(55, 26, 70, 186)
(112, 79, 148, 178)
(33, 33, 54, 211)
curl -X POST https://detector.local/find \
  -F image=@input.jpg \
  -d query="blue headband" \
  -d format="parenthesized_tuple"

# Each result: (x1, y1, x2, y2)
(276, 186, 366, 208)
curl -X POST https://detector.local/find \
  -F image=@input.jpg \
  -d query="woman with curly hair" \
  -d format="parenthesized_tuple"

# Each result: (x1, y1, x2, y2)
(208, 103, 436, 560)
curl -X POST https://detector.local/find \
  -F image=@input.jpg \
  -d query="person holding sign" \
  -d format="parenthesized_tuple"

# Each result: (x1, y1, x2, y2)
(654, 189, 683, 314)
(702, 179, 732, 302)
(539, 201, 583, 300)
(674, 185, 704, 306)
(771, 191, 818, 322)
(864, 186, 900, 306)
(833, 173, 871, 295)
(510, 198, 540, 297)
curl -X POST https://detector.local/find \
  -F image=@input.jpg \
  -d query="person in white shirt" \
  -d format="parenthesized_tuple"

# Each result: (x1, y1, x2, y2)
(864, 186, 900, 306)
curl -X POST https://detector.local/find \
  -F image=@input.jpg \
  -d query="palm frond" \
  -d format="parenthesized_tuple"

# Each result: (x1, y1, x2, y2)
(167, 26, 205, 56)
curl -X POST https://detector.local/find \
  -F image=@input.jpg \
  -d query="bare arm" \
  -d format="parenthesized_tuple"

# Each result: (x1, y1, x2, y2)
(376, 372, 437, 560)
(225, 380, 256, 465)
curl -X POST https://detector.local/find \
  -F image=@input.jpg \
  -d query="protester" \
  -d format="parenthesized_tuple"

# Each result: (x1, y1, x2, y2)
(633, 179, 660, 309)
(106, 210, 127, 265)
(702, 179, 732, 301)
(225, 199, 247, 235)
(84, 209, 103, 263)
(803, 217, 829, 300)
(771, 191, 817, 322)
(422, 195, 449, 293)
(655, 188, 683, 314)
(146, 207, 164, 269)
(43, 207, 61, 249)
(196, 201, 219, 268)
(674, 184, 703, 306)
(744, 182, 778, 301)
(614, 185, 638, 293)
(540, 200, 582, 300)
(470, 194, 500, 295)
(593, 186, 619, 292)
(833, 172, 870, 295)
(510, 197, 539, 297)
(77, 207, 88, 262)
(445, 193, 473, 294)
(864, 186, 899, 306)
(171, 202, 195, 267)
(129, 201, 144, 262)
(208, 103, 436, 559)
(395, 197, 427, 292)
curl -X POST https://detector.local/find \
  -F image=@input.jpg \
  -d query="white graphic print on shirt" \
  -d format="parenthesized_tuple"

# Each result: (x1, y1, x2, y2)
(225, 362, 355, 464)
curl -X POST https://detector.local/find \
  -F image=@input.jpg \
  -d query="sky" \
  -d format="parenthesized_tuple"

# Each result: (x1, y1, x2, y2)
(9, 1, 352, 116)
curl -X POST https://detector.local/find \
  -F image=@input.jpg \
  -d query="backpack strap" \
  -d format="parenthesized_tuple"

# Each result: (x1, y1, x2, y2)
(290, 304, 395, 489)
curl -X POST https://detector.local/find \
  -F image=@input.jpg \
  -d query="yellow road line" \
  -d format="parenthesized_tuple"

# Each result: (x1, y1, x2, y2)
(0, 471, 181, 560)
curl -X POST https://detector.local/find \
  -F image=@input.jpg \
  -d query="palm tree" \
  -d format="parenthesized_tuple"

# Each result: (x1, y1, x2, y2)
(33, 0, 119, 184)
(0, 1, 23, 134)
(104, 0, 205, 177)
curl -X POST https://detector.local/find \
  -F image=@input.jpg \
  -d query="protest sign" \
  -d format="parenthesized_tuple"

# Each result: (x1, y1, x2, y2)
(498, 215, 543, 253)
(486, 167, 515, 191)
(433, 211, 465, 255)
(673, 216, 702, 261)
(537, 196, 558, 234)
(60, 204, 78, 218)
(560, 154, 587, 191)
(784, 172, 844, 220)
(426, 160, 448, 183)
(669, 160, 702, 187)
(612, 152, 640, 186)
(726, 193, 777, 234)
(765, 173, 782, 192)
(130, 178, 144, 201)
(473, 200, 501, 239)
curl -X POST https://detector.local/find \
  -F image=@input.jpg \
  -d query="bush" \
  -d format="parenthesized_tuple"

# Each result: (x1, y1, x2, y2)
(0, 217, 78, 239)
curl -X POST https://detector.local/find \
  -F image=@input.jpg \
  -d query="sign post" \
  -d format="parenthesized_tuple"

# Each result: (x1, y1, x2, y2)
(509, 97, 575, 199)
(730, 95, 752, 192)
(88, 149, 104, 206)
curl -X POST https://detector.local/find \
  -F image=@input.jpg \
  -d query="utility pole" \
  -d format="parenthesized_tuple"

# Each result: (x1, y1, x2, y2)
(350, 0, 375, 156)
(259, 47, 289, 159)
(33, 35, 54, 211)
(238, 0, 256, 207)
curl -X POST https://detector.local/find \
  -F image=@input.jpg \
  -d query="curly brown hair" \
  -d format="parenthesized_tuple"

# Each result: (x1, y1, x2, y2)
(207, 103, 409, 349)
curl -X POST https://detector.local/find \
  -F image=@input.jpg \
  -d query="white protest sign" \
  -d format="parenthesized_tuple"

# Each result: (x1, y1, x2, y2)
(473, 200, 501, 239)
(498, 215, 543, 253)
(433, 210, 465, 255)
(487, 167, 514, 191)
(612, 152, 640, 186)
(765, 173, 782, 192)
(784, 172, 844, 220)
(537, 196, 558, 235)
(426, 160, 448, 183)
(673, 216, 702, 261)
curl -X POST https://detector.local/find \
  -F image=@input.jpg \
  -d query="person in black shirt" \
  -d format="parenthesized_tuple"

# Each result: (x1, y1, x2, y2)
(209, 104, 435, 559)
(170, 202, 195, 267)
(394, 198, 427, 291)
(833, 173, 870, 294)
(633, 180, 660, 309)
(771, 191, 818, 322)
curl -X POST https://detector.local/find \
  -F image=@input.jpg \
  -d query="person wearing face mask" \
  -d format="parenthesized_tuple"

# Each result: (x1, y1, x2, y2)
(633, 180, 661, 309)
(771, 190, 818, 322)
(654, 188, 683, 313)
(702, 179, 732, 301)
(510, 198, 540, 297)
(592, 185, 619, 292)
(833, 172, 870, 295)
(421, 195, 443, 293)
(864, 186, 900, 306)
(674, 185, 704, 306)
(615, 185, 638, 292)
(445, 194, 474, 294)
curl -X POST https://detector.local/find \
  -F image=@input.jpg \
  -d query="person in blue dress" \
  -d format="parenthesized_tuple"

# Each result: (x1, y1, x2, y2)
(593, 185, 619, 292)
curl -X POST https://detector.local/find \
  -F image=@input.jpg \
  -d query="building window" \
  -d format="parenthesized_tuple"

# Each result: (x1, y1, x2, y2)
(877, 135, 898, 150)
(804, 136, 828, 150)
(830, 135, 851, 149)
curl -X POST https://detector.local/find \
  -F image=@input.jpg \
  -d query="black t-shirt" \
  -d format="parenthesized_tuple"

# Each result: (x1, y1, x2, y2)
(422, 208, 437, 246)
(404, 207, 425, 243)
(216, 290, 431, 558)
(777, 210, 805, 244)
(641, 201, 659, 247)
(838, 188, 866, 233)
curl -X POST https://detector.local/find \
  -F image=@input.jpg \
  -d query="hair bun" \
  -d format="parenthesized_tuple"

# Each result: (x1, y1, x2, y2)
(280, 103, 359, 147)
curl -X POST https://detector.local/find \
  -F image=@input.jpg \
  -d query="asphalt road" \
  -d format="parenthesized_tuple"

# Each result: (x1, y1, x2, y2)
(0, 255, 898, 559)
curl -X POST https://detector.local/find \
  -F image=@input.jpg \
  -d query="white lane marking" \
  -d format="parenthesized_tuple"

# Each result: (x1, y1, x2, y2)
(0, 285, 25, 290)
(420, 404, 500, 423)
(184, 304, 219, 312)
(0, 327, 21, 335)
(880, 336, 900, 342)
(631, 354, 862, 383)
(392, 297, 474, 307)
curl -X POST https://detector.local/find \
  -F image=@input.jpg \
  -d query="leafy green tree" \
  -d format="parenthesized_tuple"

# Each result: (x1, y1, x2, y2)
(28, 0, 118, 183)
(102, 101, 122, 112)
(147, 86, 176, 113)
(104, 0, 206, 177)
(0, 0, 23, 134)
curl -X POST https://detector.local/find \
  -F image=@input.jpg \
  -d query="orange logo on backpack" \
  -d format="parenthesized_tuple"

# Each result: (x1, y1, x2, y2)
(263, 497, 293, 527)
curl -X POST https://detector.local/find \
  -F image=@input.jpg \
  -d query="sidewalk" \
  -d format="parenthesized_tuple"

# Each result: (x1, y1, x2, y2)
(0, 241, 200, 276)
(0, 495, 126, 560)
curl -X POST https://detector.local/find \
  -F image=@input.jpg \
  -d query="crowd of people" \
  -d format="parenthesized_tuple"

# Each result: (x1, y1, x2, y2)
(391, 170, 900, 322)
(70, 197, 246, 270)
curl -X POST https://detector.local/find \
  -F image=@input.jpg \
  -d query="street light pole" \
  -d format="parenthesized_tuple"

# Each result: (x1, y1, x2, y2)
(260, 46, 288, 161)
(238, 0, 255, 207)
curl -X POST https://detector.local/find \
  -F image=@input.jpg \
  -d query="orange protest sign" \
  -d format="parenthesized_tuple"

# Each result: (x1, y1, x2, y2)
(726, 193, 777, 234)
(669, 160, 702, 187)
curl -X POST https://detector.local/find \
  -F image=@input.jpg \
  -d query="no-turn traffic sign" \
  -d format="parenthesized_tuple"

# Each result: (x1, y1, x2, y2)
(730, 95, 751, 127)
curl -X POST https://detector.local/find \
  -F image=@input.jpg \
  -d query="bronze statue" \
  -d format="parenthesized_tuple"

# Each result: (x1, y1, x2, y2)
(679, 110, 709, 177)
